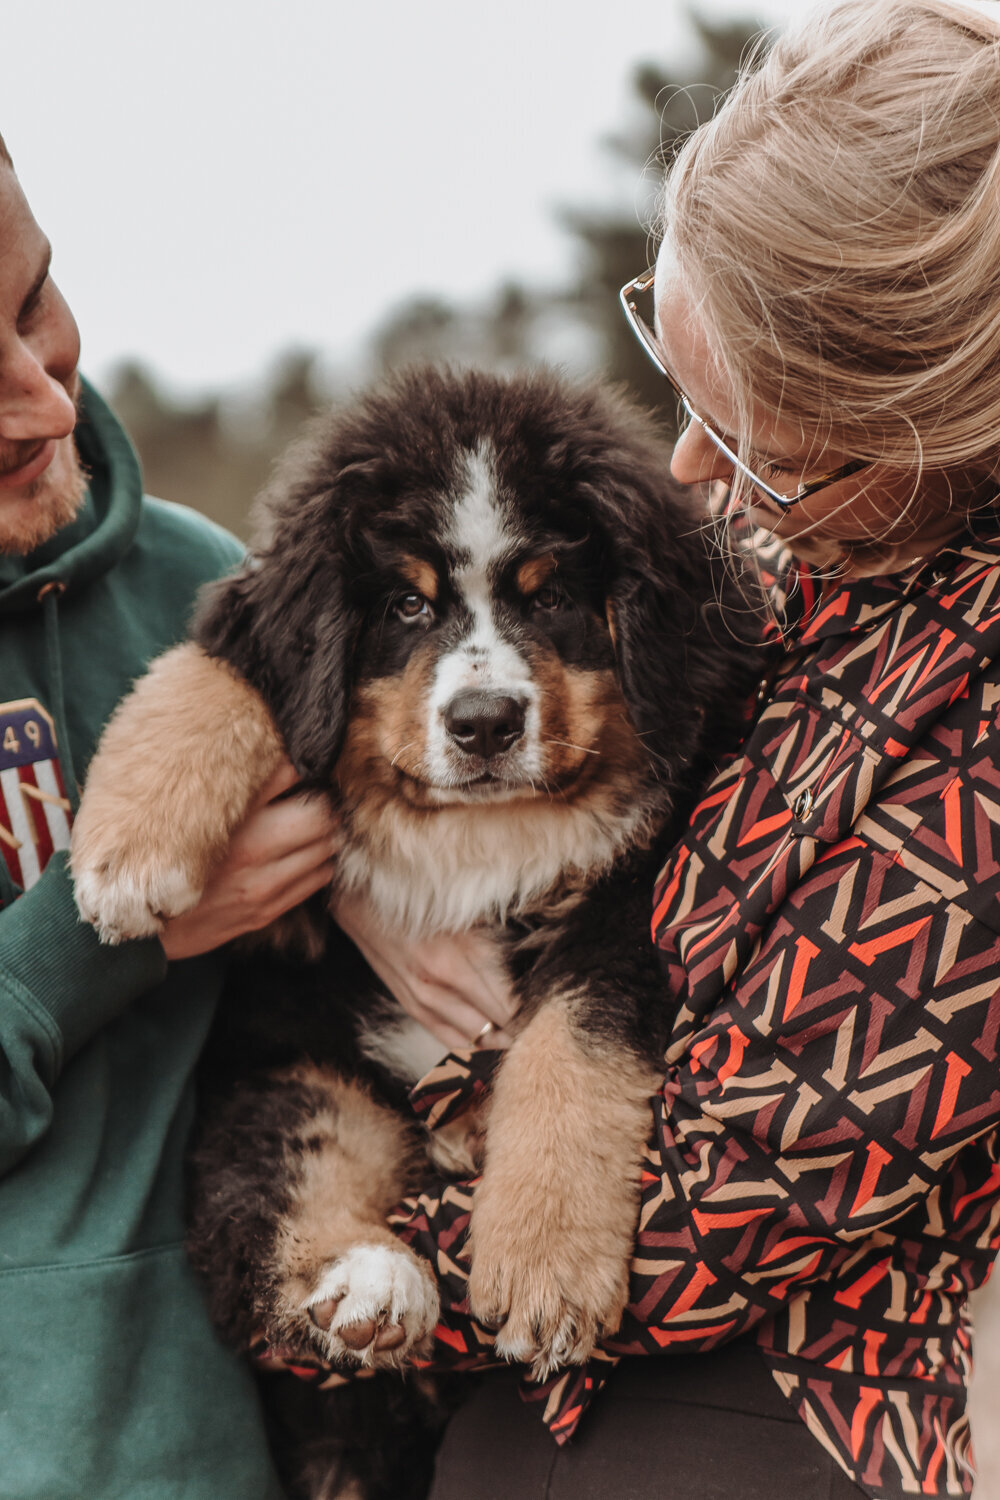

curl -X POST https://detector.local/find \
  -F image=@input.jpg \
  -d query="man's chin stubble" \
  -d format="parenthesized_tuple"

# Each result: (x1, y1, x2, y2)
(0, 447, 88, 557)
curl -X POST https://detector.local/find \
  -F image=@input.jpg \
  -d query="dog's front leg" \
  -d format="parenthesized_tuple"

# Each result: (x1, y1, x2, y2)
(72, 644, 285, 943)
(466, 999, 658, 1380)
(188, 1063, 440, 1370)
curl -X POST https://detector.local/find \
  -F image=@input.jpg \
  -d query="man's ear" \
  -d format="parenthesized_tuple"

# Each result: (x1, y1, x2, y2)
(193, 551, 362, 784)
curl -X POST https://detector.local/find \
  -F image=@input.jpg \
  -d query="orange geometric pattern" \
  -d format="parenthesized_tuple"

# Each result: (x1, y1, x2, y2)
(391, 521, 1000, 1497)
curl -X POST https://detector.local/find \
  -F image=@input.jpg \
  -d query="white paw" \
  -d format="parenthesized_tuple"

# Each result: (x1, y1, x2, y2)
(72, 862, 201, 944)
(305, 1244, 439, 1368)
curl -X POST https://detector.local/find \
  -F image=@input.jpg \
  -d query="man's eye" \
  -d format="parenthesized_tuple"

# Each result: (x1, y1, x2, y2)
(394, 592, 432, 621)
(532, 584, 564, 612)
(17, 279, 48, 332)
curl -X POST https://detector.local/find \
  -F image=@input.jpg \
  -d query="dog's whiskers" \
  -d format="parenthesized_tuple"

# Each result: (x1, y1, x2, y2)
(543, 737, 600, 757)
(390, 741, 418, 770)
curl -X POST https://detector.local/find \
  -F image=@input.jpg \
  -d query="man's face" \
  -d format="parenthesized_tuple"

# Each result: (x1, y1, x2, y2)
(0, 162, 84, 556)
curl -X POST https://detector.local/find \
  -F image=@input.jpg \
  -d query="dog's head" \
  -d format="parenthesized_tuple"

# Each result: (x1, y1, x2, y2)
(196, 367, 752, 830)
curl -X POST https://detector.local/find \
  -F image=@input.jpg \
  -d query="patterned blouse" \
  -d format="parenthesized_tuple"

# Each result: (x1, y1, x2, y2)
(386, 516, 1000, 1499)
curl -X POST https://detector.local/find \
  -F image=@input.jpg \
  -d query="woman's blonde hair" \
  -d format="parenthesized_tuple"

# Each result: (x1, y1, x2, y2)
(660, 0, 1000, 487)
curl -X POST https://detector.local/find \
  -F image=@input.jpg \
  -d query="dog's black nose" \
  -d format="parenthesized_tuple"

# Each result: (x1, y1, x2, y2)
(444, 692, 526, 759)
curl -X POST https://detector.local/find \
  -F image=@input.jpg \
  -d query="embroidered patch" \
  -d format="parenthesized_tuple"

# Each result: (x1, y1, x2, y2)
(0, 698, 72, 892)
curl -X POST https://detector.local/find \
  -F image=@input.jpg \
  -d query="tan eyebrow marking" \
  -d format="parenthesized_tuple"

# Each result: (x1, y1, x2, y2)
(398, 556, 439, 601)
(516, 555, 558, 595)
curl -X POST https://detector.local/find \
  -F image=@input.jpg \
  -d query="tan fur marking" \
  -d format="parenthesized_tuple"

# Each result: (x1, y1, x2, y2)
(516, 554, 558, 595)
(72, 643, 285, 938)
(467, 1000, 658, 1378)
(267, 1064, 439, 1371)
(335, 647, 438, 809)
(397, 555, 439, 602)
(274, 1064, 424, 1301)
(606, 600, 618, 651)
(530, 649, 647, 796)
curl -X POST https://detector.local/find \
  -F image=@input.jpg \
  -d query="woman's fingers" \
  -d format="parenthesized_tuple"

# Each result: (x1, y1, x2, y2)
(429, 930, 520, 1029)
(331, 889, 519, 1050)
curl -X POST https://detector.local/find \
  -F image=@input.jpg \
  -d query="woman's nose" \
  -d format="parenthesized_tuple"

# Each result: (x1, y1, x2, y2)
(669, 420, 733, 487)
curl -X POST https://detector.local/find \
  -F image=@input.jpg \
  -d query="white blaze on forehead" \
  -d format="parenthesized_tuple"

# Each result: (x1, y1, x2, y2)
(426, 441, 539, 780)
(444, 441, 517, 655)
(445, 441, 513, 565)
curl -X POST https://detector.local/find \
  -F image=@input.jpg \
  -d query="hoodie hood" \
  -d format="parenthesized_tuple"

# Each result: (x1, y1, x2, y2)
(0, 376, 142, 613)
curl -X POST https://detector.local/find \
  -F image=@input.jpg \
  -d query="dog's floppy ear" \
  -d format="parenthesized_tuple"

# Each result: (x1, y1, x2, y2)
(605, 547, 712, 779)
(603, 508, 759, 794)
(568, 387, 759, 798)
(194, 540, 362, 785)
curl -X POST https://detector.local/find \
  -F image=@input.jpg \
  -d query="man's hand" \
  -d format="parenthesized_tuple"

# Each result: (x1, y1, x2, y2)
(332, 889, 518, 1052)
(160, 762, 339, 960)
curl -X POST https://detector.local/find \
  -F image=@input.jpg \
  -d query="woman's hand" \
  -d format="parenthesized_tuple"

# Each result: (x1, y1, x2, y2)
(332, 888, 519, 1052)
(160, 762, 340, 960)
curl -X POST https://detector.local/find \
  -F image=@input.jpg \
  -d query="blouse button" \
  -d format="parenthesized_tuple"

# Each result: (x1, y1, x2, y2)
(793, 789, 814, 821)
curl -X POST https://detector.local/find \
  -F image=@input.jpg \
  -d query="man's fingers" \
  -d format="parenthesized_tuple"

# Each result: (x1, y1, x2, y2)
(253, 758, 303, 807)
(254, 860, 338, 927)
(233, 796, 340, 864)
(233, 836, 337, 903)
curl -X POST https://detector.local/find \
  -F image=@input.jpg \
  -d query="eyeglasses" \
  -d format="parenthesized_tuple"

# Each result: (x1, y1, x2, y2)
(619, 269, 869, 509)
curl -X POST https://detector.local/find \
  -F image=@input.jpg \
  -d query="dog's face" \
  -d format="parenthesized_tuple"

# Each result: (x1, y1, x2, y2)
(197, 366, 750, 910)
(337, 439, 645, 813)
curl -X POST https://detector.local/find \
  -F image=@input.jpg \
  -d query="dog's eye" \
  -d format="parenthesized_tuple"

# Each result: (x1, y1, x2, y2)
(531, 584, 563, 612)
(394, 592, 432, 622)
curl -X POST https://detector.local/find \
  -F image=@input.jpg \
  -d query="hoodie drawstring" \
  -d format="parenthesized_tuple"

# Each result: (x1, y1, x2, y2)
(38, 581, 78, 813)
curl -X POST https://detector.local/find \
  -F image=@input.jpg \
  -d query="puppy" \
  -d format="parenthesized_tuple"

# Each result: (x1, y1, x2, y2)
(71, 367, 757, 1496)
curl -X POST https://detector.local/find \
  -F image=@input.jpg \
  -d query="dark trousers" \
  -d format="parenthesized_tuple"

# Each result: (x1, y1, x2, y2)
(429, 1343, 871, 1500)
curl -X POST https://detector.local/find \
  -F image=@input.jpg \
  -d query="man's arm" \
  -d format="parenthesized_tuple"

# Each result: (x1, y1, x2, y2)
(0, 852, 166, 1173)
(0, 763, 337, 1175)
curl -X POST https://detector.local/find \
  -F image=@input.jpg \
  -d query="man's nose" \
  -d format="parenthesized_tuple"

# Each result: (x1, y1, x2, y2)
(0, 352, 77, 442)
(669, 420, 733, 488)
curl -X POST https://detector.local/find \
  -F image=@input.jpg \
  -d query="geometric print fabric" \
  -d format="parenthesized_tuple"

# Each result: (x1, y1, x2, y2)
(390, 523, 1000, 1497)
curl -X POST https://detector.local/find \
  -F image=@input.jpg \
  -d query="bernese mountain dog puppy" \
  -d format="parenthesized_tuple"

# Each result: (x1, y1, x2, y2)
(71, 366, 758, 1499)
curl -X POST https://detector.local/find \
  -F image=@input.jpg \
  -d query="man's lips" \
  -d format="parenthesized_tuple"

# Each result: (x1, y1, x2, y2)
(0, 439, 58, 490)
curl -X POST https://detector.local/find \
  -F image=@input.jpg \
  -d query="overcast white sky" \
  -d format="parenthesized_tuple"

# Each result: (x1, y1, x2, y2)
(4, 0, 794, 396)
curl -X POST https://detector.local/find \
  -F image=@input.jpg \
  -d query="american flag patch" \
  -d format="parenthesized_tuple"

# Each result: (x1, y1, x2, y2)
(0, 699, 72, 893)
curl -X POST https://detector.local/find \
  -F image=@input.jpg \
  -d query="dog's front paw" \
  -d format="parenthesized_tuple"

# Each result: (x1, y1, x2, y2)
(71, 641, 285, 944)
(72, 853, 202, 943)
(305, 1244, 440, 1369)
(467, 1186, 628, 1381)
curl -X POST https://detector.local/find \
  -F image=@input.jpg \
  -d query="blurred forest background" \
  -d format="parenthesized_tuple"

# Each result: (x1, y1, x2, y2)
(108, 15, 750, 538)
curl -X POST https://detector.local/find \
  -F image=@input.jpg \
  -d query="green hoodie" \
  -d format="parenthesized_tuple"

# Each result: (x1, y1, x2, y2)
(0, 381, 285, 1499)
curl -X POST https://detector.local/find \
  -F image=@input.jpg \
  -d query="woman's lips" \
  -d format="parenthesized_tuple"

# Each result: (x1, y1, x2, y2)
(0, 439, 57, 491)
